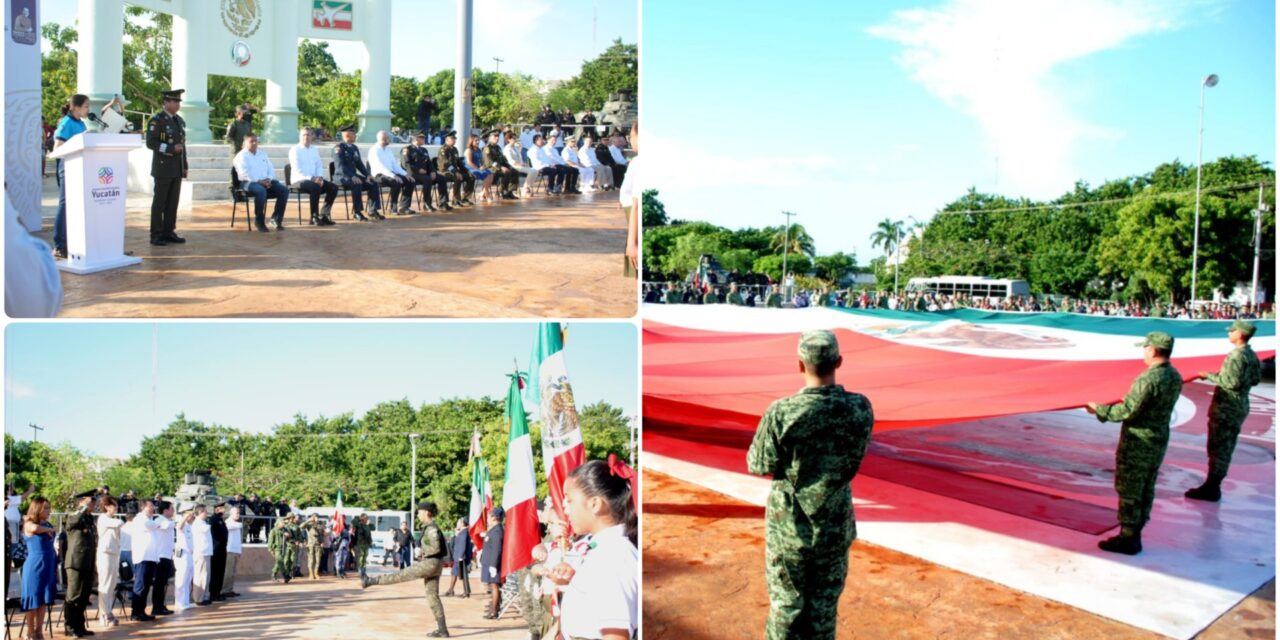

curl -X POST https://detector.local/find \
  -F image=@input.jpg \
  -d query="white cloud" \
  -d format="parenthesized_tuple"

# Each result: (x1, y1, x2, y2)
(6, 380, 38, 399)
(644, 131, 843, 193)
(868, 0, 1208, 197)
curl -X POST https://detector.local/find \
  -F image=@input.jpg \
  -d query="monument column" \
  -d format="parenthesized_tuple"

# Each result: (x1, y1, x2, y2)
(262, 0, 300, 144)
(76, 0, 124, 113)
(356, 0, 392, 142)
(173, 3, 212, 143)
(452, 0, 474, 153)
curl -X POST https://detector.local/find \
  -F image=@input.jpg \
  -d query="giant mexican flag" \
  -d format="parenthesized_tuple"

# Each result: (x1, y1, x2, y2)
(528, 323, 586, 528)
(501, 371, 539, 580)
(466, 430, 493, 553)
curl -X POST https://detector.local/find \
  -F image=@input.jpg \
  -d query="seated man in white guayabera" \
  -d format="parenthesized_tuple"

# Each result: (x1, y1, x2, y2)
(562, 137, 595, 192)
(368, 130, 417, 215)
(233, 133, 289, 232)
(578, 135, 613, 190)
(503, 131, 537, 196)
(288, 128, 339, 226)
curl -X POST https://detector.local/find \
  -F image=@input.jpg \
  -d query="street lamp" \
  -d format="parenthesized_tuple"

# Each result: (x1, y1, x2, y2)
(781, 211, 796, 298)
(408, 433, 420, 516)
(1190, 73, 1218, 304)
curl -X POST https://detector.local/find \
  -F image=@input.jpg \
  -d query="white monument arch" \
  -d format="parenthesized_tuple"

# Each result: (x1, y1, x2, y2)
(76, 0, 393, 143)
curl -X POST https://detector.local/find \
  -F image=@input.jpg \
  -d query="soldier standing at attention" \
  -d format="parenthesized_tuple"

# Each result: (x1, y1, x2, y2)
(1186, 319, 1263, 502)
(267, 517, 292, 583)
(1086, 331, 1184, 555)
(304, 514, 326, 580)
(332, 124, 383, 221)
(727, 283, 745, 306)
(362, 502, 451, 638)
(223, 103, 256, 158)
(747, 330, 874, 640)
(63, 490, 98, 638)
(145, 88, 188, 246)
(353, 513, 374, 580)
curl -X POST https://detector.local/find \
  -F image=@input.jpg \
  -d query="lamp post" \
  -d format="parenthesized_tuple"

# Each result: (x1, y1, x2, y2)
(409, 433, 419, 516)
(781, 211, 796, 298)
(1252, 183, 1267, 306)
(1190, 73, 1218, 304)
(893, 221, 903, 298)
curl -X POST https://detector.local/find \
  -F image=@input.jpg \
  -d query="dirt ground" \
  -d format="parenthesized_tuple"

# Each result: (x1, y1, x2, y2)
(37, 177, 636, 318)
(5, 566, 527, 639)
(641, 470, 1276, 639)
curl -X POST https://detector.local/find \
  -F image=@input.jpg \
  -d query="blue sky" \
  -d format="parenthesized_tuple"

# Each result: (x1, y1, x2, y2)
(642, 0, 1275, 261)
(40, 0, 636, 82)
(4, 322, 637, 459)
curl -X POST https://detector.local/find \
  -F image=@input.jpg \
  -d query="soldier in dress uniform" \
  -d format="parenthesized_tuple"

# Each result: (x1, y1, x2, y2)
(63, 490, 99, 638)
(361, 502, 450, 638)
(435, 132, 475, 207)
(483, 130, 520, 200)
(1086, 331, 1184, 555)
(146, 88, 189, 246)
(401, 130, 450, 211)
(747, 331, 875, 640)
(331, 124, 383, 221)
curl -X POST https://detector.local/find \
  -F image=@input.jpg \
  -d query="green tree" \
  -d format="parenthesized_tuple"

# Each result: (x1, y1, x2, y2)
(642, 189, 668, 227)
(813, 252, 857, 284)
(769, 221, 816, 258)
(869, 218, 904, 260)
(555, 39, 638, 110)
(40, 22, 79, 125)
(753, 254, 812, 281)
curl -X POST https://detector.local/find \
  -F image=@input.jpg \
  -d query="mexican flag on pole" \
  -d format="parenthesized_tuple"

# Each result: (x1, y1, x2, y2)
(466, 430, 493, 552)
(528, 323, 585, 528)
(501, 370, 540, 580)
(331, 488, 346, 536)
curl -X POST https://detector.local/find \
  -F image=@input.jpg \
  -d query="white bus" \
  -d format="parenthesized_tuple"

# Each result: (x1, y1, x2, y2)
(907, 276, 1031, 300)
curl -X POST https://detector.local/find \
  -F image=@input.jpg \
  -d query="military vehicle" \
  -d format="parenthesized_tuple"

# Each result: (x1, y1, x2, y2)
(597, 90, 637, 137)
(173, 469, 227, 509)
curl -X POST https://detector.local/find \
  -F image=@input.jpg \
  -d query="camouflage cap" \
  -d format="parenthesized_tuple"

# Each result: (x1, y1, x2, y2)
(797, 330, 841, 366)
(1228, 319, 1257, 337)
(1136, 331, 1175, 350)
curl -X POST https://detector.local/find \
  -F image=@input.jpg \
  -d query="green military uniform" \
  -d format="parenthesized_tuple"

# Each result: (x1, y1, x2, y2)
(303, 518, 326, 579)
(145, 89, 189, 245)
(224, 117, 252, 157)
(766, 292, 782, 308)
(267, 520, 292, 582)
(436, 138, 475, 204)
(364, 507, 449, 638)
(482, 134, 520, 196)
(703, 290, 719, 304)
(746, 331, 875, 640)
(62, 498, 98, 635)
(353, 517, 373, 579)
(285, 516, 304, 577)
(516, 565, 545, 635)
(728, 290, 745, 306)
(1188, 320, 1262, 501)
(402, 141, 448, 210)
(665, 287, 682, 304)
(1093, 331, 1183, 554)
(876, 293, 888, 309)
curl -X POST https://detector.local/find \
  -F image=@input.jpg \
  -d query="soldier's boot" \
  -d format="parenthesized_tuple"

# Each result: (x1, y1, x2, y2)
(426, 626, 450, 638)
(1185, 475, 1223, 502)
(359, 574, 371, 589)
(1098, 528, 1142, 555)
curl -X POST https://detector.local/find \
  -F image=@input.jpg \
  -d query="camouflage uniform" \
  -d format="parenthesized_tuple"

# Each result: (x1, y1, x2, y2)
(703, 290, 719, 304)
(267, 520, 292, 581)
(765, 292, 782, 308)
(353, 517, 373, 579)
(1195, 321, 1263, 493)
(366, 516, 449, 637)
(746, 331, 875, 640)
(664, 287, 682, 304)
(285, 516, 303, 577)
(303, 519, 326, 579)
(727, 290, 745, 306)
(1093, 332, 1183, 548)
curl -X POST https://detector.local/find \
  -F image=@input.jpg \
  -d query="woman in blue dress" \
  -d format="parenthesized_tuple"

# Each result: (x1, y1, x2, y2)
(465, 135, 495, 203)
(20, 497, 57, 640)
(52, 94, 92, 260)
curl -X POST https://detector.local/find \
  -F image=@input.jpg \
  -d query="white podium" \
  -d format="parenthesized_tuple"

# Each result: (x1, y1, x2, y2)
(47, 133, 144, 274)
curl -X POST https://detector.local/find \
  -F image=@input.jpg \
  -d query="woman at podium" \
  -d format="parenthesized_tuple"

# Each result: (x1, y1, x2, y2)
(51, 94, 91, 260)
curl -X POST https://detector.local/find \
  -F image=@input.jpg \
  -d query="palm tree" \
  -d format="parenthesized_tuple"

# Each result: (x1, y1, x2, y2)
(869, 218, 905, 259)
(770, 222, 816, 258)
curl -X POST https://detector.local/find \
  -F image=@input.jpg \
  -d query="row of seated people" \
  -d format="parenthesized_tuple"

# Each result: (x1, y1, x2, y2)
(231, 126, 630, 231)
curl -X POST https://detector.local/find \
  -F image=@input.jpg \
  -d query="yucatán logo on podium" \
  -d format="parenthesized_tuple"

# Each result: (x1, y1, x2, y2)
(89, 166, 122, 206)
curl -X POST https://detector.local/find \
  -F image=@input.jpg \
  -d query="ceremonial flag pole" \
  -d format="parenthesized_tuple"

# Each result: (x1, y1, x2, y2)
(466, 430, 493, 553)
(501, 367, 540, 580)
(528, 322, 586, 529)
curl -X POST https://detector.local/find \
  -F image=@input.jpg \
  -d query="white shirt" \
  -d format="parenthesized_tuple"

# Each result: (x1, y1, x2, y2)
(175, 521, 192, 555)
(128, 515, 164, 563)
(559, 525, 638, 638)
(227, 520, 243, 554)
(233, 148, 275, 183)
(5, 194, 62, 318)
(192, 517, 213, 557)
(503, 142, 526, 168)
(529, 144, 557, 171)
(289, 143, 325, 181)
(560, 146, 583, 167)
(154, 516, 175, 559)
(618, 155, 642, 206)
(579, 145, 602, 167)
(519, 129, 536, 150)
(96, 514, 124, 555)
(368, 143, 407, 178)
(608, 144, 628, 166)
(4, 495, 21, 525)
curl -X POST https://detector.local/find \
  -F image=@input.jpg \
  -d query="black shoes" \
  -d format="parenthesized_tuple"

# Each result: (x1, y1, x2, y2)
(150, 237, 168, 246)
(271, 218, 285, 231)
(54, 247, 68, 259)
(163, 233, 186, 244)
(369, 209, 386, 220)
(1097, 533, 1142, 555)
(1185, 482, 1222, 502)
(65, 627, 94, 637)
(153, 607, 174, 615)
(353, 212, 369, 222)
(129, 614, 155, 622)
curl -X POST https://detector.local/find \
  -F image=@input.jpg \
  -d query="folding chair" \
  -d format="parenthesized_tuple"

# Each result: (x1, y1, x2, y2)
(284, 164, 307, 225)
(329, 162, 354, 221)
(524, 170, 546, 197)
(497, 573, 523, 618)
(229, 168, 253, 229)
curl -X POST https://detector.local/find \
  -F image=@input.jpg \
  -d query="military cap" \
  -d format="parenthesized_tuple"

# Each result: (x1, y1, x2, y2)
(413, 129, 427, 138)
(338, 124, 356, 133)
(73, 489, 97, 499)
(1228, 319, 1257, 337)
(1137, 331, 1175, 350)
(798, 330, 841, 366)
(161, 88, 184, 101)
(178, 502, 196, 514)
(444, 130, 457, 139)
(417, 501, 438, 514)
